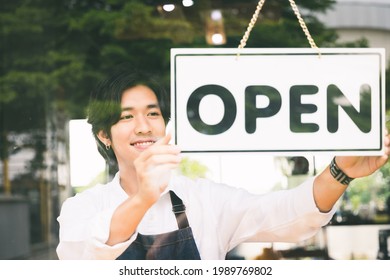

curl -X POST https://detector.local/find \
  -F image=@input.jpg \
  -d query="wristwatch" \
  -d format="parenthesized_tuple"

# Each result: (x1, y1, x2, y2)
(329, 157, 354, 185)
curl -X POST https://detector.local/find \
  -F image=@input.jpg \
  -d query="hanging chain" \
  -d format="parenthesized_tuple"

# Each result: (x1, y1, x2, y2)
(237, 0, 321, 57)
(288, 0, 321, 56)
(237, 0, 266, 51)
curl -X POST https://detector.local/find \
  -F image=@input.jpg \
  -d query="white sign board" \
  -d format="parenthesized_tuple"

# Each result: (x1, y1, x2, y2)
(171, 48, 386, 155)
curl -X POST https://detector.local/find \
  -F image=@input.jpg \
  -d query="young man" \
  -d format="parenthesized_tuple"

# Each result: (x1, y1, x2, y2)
(57, 68, 390, 260)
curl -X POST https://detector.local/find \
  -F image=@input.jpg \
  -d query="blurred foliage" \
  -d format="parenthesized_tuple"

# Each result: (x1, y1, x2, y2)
(347, 173, 384, 211)
(178, 157, 209, 179)
(73, 170, 108, 193)
(387, 67, 390, 113)
(0, 0, 364, 120)
(332, 162, 390, 225)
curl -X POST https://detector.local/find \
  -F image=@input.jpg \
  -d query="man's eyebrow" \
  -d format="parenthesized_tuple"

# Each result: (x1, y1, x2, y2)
(121, 103, 160, 111)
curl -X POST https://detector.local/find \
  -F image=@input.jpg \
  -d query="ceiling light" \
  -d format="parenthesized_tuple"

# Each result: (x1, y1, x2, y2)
(211, 33, 225, 45)
(182, 0, 194, 7)
(211, 10, 222, 21)
(162, 4, 175, 12)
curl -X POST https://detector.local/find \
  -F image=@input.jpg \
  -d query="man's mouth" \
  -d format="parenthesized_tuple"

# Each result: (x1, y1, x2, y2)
(131, 139, 157, 150)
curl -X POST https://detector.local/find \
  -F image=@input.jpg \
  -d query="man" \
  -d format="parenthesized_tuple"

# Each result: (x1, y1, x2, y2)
(57, 68, 390, 259)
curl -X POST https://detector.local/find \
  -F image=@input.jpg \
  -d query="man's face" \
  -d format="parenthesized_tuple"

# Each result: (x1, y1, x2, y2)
(110, 85, 166, 168)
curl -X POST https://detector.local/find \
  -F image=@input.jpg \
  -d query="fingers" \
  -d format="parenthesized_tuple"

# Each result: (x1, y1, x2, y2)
(147, 132, 181, 156)
(385, 133, 390, 146)
(152, 133, 180, 154)
(135, 133, 182, 168)
(382, 134, 390, 158)
(144, 153, 182, 167)
(135, 135, 181, 199)
(155, 132, 172, 146)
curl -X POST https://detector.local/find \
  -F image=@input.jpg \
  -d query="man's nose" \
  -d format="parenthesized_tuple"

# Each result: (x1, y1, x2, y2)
(135, 116, 151, 134)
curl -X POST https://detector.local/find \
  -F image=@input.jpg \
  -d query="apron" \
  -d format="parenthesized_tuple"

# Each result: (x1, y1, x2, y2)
(116, 191, 201, 260)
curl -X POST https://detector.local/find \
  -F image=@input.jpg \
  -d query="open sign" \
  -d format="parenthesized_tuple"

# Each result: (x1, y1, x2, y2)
(170, 48, 386, 155)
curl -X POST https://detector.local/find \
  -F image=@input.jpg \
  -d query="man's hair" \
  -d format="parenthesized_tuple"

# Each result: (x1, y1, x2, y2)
(87, 64, 170, 168)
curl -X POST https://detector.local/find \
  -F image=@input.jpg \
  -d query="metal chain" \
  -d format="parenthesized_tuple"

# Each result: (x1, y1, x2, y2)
(288, 0, 321, 56)
(237, 0, 266, 51)
(237, 0, 321, 57)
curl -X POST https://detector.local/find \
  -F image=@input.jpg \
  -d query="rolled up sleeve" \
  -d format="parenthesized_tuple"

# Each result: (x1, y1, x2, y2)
(56, 191, 136, 260)
(213, 176, 336, 250)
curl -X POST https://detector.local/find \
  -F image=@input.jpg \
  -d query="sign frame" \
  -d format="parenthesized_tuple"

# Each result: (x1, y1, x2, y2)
(170, 48, 386, 156)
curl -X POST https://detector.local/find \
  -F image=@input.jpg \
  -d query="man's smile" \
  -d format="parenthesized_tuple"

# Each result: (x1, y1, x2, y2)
(131, 139, 158, 150)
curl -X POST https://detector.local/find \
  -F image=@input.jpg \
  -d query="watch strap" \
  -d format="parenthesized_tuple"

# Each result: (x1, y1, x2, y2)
(330, 157, 354, 185)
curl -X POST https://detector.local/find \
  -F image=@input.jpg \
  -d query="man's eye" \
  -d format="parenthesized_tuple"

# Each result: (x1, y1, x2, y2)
(120, 115, 133, 120)
(148, 111, 161, 117)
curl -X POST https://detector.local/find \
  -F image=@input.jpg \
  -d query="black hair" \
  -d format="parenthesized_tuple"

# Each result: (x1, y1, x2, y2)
(87, 64, 170, 168)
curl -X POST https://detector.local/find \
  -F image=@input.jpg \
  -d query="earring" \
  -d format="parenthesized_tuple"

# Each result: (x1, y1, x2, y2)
(105, 143, 111, 150)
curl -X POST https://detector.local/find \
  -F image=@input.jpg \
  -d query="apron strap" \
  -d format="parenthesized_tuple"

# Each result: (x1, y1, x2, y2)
(169, 191, 189, 229)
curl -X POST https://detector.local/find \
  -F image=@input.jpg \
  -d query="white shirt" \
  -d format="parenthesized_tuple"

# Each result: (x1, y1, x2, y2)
(56, 173, 335, 260)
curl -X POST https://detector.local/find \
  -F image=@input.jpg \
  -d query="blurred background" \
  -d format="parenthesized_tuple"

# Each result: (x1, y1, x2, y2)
(1, 0, 390, 260)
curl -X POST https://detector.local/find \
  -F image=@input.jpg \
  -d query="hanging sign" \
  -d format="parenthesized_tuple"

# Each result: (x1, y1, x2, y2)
(170, 48, 386, 155)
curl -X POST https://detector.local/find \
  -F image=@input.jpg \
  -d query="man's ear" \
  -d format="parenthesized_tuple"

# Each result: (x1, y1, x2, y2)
(97, 130, 111, 146)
